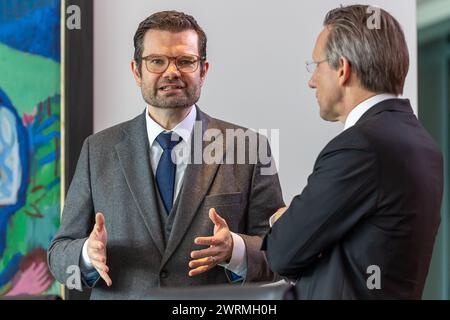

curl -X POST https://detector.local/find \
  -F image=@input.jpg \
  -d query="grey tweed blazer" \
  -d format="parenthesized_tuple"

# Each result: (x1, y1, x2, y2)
(48, 107, 284, 299)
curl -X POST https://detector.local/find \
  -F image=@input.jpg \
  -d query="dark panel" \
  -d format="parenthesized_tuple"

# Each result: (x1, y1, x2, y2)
(64, 0, 93, 300)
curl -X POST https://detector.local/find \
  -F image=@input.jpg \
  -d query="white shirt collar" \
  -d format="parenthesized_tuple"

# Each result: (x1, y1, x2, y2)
(344, 94, 397, 131)
(145, 105, 197, 146)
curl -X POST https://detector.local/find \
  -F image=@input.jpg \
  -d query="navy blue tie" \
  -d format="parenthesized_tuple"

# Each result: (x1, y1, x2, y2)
(155, 132, 182, 214)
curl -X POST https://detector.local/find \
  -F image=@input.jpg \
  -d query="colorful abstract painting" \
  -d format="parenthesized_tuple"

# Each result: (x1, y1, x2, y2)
(0, 0, 61, 297)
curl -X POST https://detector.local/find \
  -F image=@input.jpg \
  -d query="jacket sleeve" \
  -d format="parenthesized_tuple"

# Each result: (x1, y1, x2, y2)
(240, 134, 285, 283)
(47, 137, 97, 288)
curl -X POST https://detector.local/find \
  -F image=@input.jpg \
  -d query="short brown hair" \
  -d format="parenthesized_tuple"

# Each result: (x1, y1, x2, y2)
(323, 5, 409, 95)
(133, 11, 207, 74)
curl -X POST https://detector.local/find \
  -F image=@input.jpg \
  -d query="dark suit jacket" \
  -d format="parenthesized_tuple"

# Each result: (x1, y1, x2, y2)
(48, 107, 284, 299)
(263, 99, 443, 299)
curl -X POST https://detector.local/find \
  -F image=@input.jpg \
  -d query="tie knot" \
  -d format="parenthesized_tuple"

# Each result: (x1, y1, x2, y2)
(156, 132, 182, 150)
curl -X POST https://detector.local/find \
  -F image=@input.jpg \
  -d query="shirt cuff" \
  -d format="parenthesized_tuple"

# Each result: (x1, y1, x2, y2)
(81, 239, 94, 270)
(219, 232, 247, 277)
(79, 239, 100, 287)
(269, 212, 277, 227)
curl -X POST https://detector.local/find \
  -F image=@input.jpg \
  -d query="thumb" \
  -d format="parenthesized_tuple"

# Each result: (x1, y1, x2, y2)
(95, 212, 105, 233)
(209, 208, 227, 228)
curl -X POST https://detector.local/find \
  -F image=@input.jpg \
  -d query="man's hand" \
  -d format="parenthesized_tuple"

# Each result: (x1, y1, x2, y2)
(271, 207, 288, 225)
(189, 208, 234, 277)
(87, 212, 112, 286)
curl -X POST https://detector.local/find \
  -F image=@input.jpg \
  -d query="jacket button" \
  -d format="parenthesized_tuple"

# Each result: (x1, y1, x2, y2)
(160, 270, 169, 279)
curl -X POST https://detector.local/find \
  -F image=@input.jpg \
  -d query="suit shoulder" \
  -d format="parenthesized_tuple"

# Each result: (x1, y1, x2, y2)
(207, 116, 271, 142)
(324, 125, 373, 153)
(209, 117, 275, 153)
(208, 116, 249, 131)
(87, 114, 142, 147)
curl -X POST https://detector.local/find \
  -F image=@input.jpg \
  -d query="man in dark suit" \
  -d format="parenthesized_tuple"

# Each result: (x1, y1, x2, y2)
(48, 11, 284, 299)
(263, 5, 443, 299)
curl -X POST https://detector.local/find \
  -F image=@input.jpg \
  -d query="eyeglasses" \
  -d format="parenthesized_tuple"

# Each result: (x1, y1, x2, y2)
(305, 59, 328, 73)
(140, 54, 205, 74)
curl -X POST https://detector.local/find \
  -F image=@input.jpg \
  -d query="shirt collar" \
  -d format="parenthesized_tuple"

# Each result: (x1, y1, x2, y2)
(344, 93, 397, 131)
(145, 105, 197, 146)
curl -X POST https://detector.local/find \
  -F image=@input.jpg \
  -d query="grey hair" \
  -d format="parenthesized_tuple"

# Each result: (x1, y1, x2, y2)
(323, 5, 409, 95)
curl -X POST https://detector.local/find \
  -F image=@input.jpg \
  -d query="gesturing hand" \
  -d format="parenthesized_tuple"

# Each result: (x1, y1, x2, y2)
(189, 208, 234, 277)
(87, 212, 112, 286)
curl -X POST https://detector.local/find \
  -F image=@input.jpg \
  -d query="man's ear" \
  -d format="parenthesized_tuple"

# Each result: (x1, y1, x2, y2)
(338, 57, 352, 86)
(199, 60, 209, 86)
(131, 60, 142, 87)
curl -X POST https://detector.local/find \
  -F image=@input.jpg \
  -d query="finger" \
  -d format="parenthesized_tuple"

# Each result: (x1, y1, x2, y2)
(89, 239, 105, 250)
(194, 236, 219, 246)
(87, 243, 106, 257)
(95, 212, 105, 232)
(209, 208, 227, 228)
(93, 261, 112, 286)
(189, 264, 214, 277)
(89, 252, 107, 264)
(92, 260, 109, 274)
(189, 256, 215, 269)
(99, 270, 112, 287)
(87, 245, 104, 257)
(190, 246, 218, 259)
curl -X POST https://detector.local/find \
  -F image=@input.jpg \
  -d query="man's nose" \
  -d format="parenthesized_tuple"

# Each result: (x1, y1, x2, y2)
(163, 60, 181, 78)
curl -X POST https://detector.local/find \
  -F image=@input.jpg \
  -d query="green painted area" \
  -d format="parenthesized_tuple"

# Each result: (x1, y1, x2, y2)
(0, 99, 61, 267)
(0, 42, 60, 113)
(0, 6, 62, 297)
(0, 93, 61, 296)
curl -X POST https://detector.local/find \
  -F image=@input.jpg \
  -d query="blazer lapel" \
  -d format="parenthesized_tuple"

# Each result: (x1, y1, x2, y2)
(161, 108, 222, 267)
(115, 111, 165, 256)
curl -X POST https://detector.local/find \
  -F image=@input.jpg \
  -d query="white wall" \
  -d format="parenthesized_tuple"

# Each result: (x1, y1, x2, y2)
(94, 0, 417, 204)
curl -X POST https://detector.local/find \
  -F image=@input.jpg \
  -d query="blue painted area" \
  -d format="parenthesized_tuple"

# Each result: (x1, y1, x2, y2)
(0, 88, 30, 218)
(38, 150, 58, 166)
(0, 0, 57, 24)
(0, 151, 12, 197)
(33, 131, 61, 146)
(0, 253, 22, 287)
(0, 1, 61, 293)
(33, 131, 61, 145)
(28, 103, 60, 169)
(36, 115, 59, 133)
(0, 0, 61, 62)
(0, 88, 29, 285)
(47, 178, 60, 191)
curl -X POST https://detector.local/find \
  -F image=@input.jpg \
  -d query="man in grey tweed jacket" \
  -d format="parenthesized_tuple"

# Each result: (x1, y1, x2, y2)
(47, 11, 284, 299)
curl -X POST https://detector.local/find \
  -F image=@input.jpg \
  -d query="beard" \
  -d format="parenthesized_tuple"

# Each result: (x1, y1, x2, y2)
(140, 77, 201, 110)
